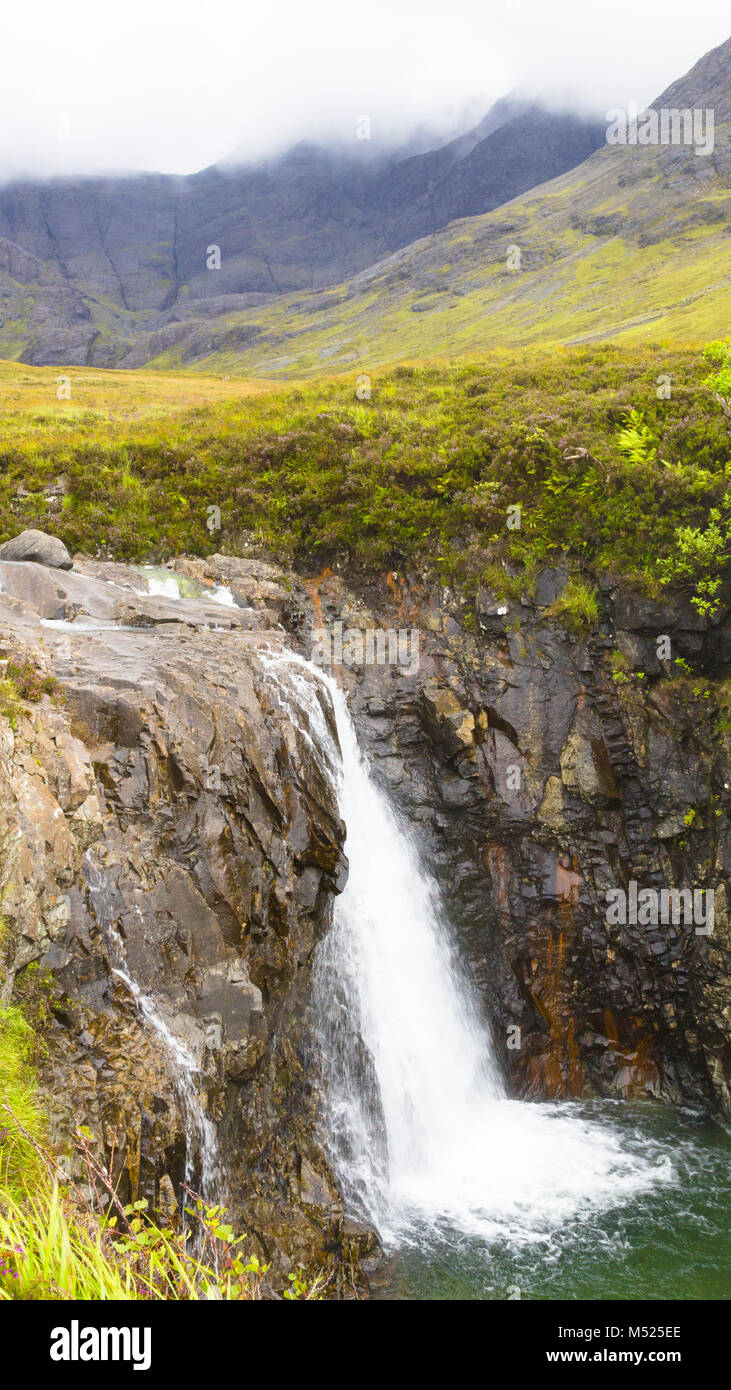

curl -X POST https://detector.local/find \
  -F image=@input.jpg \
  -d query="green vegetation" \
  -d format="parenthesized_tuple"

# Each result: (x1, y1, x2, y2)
(717, 679, 731, 736)
(703, 338, 731, 403)
(546, 577, 599, 635)
(657, 497, 730, 618)
(617, 408, 659, 465)
(651, 340, 731, 618)
(0, 343, 728, 615)
(609, 649, 631, 685)
(0, 1003, 44, 1195)
(4, 658, 61, 704)
(0, 1073, 324, 1300)
(0, 657, 62, 729)
(0, 678, 24, 730)
(0, 1174, 323, 1300)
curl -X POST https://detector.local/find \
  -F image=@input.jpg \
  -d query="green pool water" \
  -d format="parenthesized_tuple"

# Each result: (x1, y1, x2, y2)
(372, 1102, 730, 1301)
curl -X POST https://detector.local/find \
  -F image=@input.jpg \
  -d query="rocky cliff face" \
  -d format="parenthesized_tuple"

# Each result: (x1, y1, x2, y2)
(0, 555, 376, 1291)
(296, 563, 730, 1115)
(1, 545, 729, 1297)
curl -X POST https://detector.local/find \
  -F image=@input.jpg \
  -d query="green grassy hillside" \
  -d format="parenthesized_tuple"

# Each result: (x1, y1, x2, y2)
(0, 343, 728, 616)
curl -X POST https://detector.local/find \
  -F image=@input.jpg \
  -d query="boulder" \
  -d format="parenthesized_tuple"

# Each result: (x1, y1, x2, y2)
(0, 528, 73, 570)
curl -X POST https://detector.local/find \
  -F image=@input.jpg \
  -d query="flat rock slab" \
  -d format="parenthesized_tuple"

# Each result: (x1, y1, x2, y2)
(0, 559, 264, 630)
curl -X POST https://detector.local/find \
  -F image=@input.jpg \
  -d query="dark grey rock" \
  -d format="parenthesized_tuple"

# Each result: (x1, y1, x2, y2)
(0, 528, 73, 570)
(535, 566, 569, 607)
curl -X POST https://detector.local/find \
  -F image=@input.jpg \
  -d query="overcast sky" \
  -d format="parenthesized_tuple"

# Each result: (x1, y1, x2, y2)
(2, 0, 728, 180)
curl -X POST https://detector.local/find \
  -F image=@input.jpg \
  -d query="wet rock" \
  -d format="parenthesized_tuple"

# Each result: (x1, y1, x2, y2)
(302, 564, 730, 1116)
(535, 566, 569, 607)
(560, 722, 619, 804)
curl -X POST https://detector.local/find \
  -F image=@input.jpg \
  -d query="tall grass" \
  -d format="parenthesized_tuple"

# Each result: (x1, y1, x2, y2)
(0, 998, 323, 1300)
(0, 1180, 285, 1301)
(0, 345, 728, 614)
(547, 577, 600, 634)
(0, 1004, 44, 1194)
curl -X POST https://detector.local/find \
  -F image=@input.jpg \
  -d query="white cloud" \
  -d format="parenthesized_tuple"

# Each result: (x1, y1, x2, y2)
(1, 0, 728, 179)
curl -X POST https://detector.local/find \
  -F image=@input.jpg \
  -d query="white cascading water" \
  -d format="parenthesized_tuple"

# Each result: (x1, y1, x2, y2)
(140, 567, 237, 607)
(85, 856, 222, 1204)
(261, 650, 672, 1248)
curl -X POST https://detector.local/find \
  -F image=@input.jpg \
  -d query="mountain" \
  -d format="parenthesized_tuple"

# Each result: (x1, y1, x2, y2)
(1, 39, 727, 374)
(131, 35, 727, 376)
(0, 98, 605, 366)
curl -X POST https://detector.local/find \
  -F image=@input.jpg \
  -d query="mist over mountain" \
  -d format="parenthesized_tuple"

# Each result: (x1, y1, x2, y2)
(0, 95, 605, 366)
(192, 34, 726, 376)
(0, 33, 728, 371)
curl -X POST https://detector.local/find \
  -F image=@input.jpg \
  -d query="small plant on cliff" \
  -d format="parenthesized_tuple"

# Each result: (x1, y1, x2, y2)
(0, 1096, 325, 1301)
(609, 650, 630, 685)
(283, 1265, 327, 1300)
(703, 338, 731, 417)
(5, 658, 61, 703)
(0, 658, 62, 729)
(657, 494, 730, 619)
(546, 577, 600, 635)
(716, 679, 731, 737)
(0, 677, 24, 730)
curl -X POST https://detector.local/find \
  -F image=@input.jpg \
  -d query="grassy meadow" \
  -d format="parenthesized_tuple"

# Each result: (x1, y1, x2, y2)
(0, 342, 728, 614)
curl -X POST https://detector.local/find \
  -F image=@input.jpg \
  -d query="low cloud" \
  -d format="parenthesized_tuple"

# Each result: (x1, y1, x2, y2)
(1, 0, 728, 181)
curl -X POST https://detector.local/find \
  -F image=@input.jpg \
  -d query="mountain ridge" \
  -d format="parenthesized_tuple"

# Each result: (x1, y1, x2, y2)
(0, 95, 606, 366)
(135, 34, 728, 375)
(0, 36, 727, 372)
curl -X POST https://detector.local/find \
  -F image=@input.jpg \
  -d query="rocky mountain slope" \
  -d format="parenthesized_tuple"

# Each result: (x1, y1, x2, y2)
(0, 98, 603, 367)
(134, 35, 729, 376)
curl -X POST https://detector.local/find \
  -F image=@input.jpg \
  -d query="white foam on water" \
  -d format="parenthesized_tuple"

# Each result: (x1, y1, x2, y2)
(142, 570, 182, 600)
(139, 566, 237, 607)
(41, 618, 131, 632)
(211, 584, 237, 607)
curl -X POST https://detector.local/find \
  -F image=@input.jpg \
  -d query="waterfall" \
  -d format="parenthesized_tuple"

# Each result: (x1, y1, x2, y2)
(261, 650, 672, 1249)
(84, 856, 222, 1206)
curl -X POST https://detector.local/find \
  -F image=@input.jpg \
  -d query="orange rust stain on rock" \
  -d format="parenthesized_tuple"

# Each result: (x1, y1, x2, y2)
(383, 569, 423, 623)
(603, 1016, 660, 1098)
(385, 570, 404, 603)
(303, 567, 333, 630)
(556, 854, 581, 916)
(527, 854, 586, 1099)
(604, 1008, 620, 1045)
(486, 843, 512, 917)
